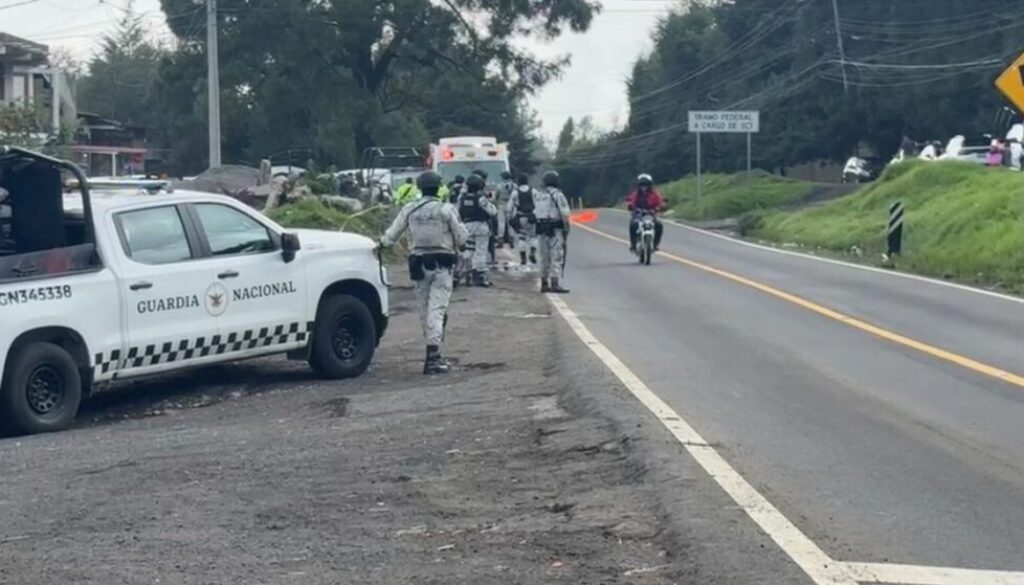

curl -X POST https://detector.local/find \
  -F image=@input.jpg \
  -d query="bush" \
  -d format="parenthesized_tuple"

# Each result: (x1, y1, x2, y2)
(737, 210, 765, 237)
(298, 162, 340, 195)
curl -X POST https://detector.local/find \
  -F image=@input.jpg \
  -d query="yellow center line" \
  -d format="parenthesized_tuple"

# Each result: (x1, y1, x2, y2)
(573, 221, 1024, 390)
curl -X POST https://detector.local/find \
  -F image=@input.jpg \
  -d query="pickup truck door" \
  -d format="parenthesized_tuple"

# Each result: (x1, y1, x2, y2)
(111, 204, 221, 375)
(186, 202, 310, 355)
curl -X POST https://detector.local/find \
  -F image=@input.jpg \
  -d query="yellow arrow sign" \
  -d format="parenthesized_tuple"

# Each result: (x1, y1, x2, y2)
(996, 52, 1024, 114)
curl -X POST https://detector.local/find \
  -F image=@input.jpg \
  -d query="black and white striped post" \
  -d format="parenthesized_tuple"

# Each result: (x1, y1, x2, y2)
(887, 201, 904, 256)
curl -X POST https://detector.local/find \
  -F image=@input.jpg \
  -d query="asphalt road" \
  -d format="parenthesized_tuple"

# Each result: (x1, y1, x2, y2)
(0, 267, 816, 584)
(562, 210, 1024, 574)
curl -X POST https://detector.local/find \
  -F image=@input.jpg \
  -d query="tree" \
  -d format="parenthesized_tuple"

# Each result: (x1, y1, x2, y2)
(77, 0, 166, 127)
(0, 102, 47, 150)
(556, 117, 575, 157)
(156, 0, 596, 171)
(558, 0, 1024, 199)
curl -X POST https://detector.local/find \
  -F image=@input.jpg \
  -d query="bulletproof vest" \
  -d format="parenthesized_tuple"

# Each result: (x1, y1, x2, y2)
(517, 187, 535, 214)
(459, 191, 491, 222)
(406, 199, 455, 252)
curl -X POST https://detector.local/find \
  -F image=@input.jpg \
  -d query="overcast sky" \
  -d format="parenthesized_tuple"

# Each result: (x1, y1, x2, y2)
(1, 0, 674, 139)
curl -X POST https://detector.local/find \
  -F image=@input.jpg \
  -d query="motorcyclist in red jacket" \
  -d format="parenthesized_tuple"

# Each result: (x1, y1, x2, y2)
(626, 174, 665, 251)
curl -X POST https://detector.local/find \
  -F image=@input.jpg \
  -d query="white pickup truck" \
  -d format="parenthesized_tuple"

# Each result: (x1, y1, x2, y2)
(0, 147, 389, 435)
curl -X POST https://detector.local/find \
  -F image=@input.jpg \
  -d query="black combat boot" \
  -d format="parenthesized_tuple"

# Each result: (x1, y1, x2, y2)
(424, 345, 450, 375)
(529, 247, 537, 264)
(520, 251, 528, 265)
(540, 278, 550, 293)
(549, 278, 570, 294)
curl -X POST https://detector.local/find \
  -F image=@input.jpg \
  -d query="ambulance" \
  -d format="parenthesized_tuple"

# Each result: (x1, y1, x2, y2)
(428, 137, 510, 185)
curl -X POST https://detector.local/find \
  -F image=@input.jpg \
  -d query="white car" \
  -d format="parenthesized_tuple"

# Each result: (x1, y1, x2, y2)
(0, 148, 388, 435)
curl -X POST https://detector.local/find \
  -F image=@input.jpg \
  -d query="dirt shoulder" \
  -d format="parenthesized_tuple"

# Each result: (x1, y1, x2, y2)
(0, 267, 805, 584)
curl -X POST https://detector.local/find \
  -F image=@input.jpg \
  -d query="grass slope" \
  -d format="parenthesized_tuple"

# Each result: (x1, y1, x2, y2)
(660, 171, 815, 221)
(756, 161, 1024, 292)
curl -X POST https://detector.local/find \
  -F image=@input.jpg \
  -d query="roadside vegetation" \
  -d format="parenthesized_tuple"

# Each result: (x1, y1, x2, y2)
(659, 171, 815, 222)
(753, 162, 1024, 292)
(268, 198, 391, 237)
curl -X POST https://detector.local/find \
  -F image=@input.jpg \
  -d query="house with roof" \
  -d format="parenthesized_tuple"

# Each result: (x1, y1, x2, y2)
(0, 32, 76, 133)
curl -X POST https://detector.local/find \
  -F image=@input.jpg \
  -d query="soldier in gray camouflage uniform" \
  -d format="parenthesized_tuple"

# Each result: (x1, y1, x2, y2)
(382, 171, 469, 374)
(507, 173, 537, 266)
(456, 173, 498, 287)
(534, 171, 571, 294)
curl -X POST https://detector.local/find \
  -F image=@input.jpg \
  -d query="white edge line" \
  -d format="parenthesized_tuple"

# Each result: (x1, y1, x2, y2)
(546, 294, 858, 585)
(844, 562, 1024, 585)
(601, 208, 1024, 306)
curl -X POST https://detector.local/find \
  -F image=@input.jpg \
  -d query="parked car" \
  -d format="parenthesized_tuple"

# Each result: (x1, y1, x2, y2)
(0, 147, 389, 435)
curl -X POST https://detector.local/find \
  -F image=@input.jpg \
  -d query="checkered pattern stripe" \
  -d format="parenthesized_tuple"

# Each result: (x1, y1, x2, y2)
(94, 321, 313, 373)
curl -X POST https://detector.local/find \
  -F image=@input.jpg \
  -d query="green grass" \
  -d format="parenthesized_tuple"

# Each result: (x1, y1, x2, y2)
(755, 161, 1024, 292)
(659, 170, 815, 221)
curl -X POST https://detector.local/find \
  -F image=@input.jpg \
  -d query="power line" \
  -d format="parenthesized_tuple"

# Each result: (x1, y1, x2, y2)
(0, 0, 42, 11)
(628, 0, 804, 105)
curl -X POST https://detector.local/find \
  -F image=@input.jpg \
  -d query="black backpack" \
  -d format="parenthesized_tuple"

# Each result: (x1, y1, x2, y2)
(517, 188, 535, 214)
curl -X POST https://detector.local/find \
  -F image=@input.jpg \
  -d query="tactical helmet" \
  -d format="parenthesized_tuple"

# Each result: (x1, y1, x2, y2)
(516, 173, 530, 186)
(637, 173, 653, 187)
(453, 174, 465, 184)
(500, 171, 513, 181)
(416, 171, 443, 191)
(542, 170, 560, 187)
(465, 174, 485, 192)
(471, 169, 488, 180)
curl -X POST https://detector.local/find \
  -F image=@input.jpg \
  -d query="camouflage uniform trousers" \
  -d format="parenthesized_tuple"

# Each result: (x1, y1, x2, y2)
(496, 205, 511, 243)
(463, 221, 492, 273)
(514, 215, 537, 257)
(416, 267, 454, 347)
(537, 230, 565, 280)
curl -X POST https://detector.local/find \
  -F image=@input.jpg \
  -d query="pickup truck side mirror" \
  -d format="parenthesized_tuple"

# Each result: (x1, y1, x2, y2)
(281, 232, 301, 263)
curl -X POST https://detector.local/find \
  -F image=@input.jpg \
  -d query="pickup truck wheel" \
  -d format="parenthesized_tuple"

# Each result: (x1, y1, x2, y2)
(1, 343, 82, 435)
(309, 294, 377, 379)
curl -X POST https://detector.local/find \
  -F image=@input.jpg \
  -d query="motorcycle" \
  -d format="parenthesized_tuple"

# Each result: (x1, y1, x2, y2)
(634, 212, 656, 266)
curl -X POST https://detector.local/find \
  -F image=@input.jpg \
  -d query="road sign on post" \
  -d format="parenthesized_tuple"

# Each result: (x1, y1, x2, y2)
(995, 52, 1024, 114)
(688, 111, 761, 198)
(995, 53, 1024, 236)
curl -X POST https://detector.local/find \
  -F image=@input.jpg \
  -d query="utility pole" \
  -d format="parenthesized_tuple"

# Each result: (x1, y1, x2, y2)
(204, 0, 222, 168)
(830, 0, 849, 94)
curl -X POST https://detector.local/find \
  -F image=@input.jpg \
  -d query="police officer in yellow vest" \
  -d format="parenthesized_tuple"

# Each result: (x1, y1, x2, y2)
(394, 177, 420, 206)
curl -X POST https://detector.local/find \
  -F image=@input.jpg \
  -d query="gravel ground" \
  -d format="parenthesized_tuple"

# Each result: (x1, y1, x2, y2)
(0, 265, 807, 585)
